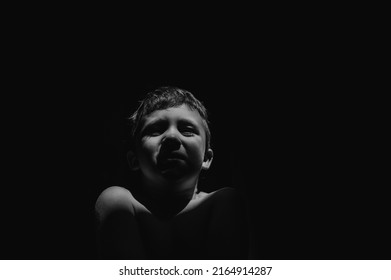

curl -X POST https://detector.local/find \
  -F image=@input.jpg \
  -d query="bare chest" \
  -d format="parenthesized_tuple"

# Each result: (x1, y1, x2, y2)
(135, 200, 212, 258)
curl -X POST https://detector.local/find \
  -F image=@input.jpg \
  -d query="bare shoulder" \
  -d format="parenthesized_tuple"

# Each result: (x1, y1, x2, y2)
(209, 187, 244, 202)
(96, 186, 132, 207)
(196, 187, 238, 198)
(184, 187, 245, 213)
(95, 186, 136, 219)
(210, 186, 239, 195)
(208, 187, 247, 214)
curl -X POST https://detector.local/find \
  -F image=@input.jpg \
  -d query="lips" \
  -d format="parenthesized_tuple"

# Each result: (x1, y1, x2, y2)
(157, 152, 186, 171)
(158, 151, 186, 161)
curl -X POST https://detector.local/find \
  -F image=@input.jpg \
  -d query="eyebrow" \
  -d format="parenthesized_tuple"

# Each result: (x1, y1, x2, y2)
(141, 117, 202, 135)
(144, 116, 200, 126)
(177, 118, 199, 127)
(141, 118, 165, 130)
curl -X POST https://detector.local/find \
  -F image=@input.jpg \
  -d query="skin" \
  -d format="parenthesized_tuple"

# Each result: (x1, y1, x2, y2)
(134, 104, 213, 205)
(95, 104, 249, 259)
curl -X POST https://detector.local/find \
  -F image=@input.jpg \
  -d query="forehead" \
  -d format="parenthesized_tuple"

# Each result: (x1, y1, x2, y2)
(142, 104, 205, 126)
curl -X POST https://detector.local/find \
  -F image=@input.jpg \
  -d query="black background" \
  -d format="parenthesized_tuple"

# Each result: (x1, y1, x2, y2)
(2, 14, 388, 260)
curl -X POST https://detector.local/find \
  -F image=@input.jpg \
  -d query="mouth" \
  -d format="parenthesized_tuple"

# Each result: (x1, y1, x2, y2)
(158, 152, 186, 161)
(157, 152, 186, 171)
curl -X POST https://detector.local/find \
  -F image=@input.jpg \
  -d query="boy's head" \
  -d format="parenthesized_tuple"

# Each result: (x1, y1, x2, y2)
(127, 86, 213, 189)
(129, 86, 211, 151)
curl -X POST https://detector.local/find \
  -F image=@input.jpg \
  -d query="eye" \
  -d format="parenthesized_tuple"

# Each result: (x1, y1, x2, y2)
(179, 125, 196, 136)
(142, 123, 165, 137)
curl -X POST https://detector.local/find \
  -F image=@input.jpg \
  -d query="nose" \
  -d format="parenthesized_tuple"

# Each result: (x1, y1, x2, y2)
(161, 130, 181, 151)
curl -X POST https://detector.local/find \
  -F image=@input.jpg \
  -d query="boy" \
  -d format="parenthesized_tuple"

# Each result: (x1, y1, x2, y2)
(95, 86, 249, 259)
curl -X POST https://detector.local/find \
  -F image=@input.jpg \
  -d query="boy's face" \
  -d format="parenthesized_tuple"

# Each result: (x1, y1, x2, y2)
(134, 104, 213, 187)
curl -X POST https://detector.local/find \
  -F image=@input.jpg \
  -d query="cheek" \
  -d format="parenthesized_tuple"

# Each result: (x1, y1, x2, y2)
(186, 140, 206, 163)
(138, 139, 159, 163)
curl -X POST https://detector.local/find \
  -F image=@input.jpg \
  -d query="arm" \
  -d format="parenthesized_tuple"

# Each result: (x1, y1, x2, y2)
(95, 186, 146, 259)
(206, 187, 250, 259)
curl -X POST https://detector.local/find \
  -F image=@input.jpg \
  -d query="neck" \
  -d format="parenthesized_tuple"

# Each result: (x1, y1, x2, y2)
(137, 176, 198, 218)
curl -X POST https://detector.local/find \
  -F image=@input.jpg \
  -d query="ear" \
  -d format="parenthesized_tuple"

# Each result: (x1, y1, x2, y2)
(201, 148, 214, 170)
(126, 150, 140, 171)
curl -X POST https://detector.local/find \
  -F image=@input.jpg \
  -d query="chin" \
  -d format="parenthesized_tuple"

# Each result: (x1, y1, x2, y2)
(160, 170, 186, 182)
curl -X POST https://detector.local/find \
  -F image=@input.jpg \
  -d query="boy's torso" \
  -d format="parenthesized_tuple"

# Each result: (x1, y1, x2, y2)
(130, 190, 215, 258)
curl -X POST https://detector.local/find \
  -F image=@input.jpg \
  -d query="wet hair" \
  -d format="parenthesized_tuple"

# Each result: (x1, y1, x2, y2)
(128, 86, 211, 152)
